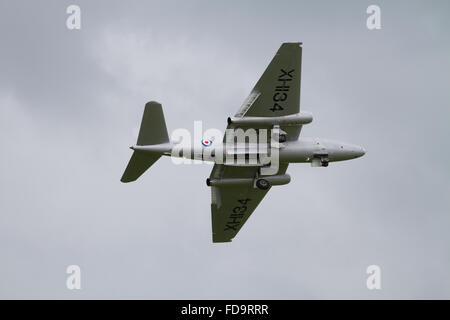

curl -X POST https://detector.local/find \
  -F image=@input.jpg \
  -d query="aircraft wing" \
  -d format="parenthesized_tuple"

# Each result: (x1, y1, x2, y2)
(209, 43, 300, 242)
(233, 42, 303, 141)
(210, 163, 288, 243)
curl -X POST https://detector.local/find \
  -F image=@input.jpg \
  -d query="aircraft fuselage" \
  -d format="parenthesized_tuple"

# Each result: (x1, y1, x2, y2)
(131, 136, 365, 167)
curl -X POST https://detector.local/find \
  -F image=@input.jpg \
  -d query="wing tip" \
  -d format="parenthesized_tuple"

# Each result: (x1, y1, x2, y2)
(212, 232, 233, 243)
(281, 42, 302, 47)
(213, 238, 232, 243)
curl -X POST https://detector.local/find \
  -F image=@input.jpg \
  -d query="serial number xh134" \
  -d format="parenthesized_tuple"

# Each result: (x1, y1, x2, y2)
(121, 43, 366, 242)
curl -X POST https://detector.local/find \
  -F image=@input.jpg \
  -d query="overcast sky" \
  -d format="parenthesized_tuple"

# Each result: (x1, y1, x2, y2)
(0, 0, 449, 299)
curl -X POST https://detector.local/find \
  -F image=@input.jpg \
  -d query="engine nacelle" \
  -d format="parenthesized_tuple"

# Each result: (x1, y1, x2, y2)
(227, 112, 313, 127)
(206, 174, 291, 187)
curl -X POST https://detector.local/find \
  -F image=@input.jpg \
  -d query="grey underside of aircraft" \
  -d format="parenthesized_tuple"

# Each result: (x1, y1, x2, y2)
(121, 43, 366, 243)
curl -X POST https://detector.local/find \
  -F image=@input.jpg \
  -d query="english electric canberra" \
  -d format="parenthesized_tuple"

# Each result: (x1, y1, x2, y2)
(121, 43, 365, 242)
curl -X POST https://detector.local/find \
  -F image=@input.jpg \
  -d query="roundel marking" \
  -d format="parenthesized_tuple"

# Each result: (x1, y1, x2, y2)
(201, 139, 213, 147)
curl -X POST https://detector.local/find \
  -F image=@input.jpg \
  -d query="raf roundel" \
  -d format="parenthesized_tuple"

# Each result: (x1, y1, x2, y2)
(201, 139, 213, 147)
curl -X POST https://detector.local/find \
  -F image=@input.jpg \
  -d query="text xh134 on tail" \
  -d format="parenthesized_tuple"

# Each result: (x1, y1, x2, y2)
(121, 43, 366, 243)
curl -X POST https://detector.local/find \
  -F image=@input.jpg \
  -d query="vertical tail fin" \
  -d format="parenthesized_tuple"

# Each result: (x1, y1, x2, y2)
(137, 101, 169, 145)
(120, 101, 169, 183)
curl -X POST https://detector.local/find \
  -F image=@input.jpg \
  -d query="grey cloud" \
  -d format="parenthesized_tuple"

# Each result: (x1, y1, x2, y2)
(0, 0, 449, 298)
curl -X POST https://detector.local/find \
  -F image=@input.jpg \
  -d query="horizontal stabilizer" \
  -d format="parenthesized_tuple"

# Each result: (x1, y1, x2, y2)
(121, 152, 161, 183)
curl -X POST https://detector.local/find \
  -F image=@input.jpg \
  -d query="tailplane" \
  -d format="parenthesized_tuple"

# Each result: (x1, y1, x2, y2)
(121, 101, 169, 183)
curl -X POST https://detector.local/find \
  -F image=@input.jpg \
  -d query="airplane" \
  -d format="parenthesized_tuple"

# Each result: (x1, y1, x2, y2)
(121, 42, 366, 243)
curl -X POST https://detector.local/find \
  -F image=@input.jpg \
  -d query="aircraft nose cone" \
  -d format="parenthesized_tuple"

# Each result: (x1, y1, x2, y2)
(356, 147, 366, 158)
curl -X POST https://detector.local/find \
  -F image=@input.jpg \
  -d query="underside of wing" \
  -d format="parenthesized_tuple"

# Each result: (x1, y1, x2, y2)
(210, 163, 288, 243)
(209, 43, 301, 242)
(233, 42, 303, 141)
